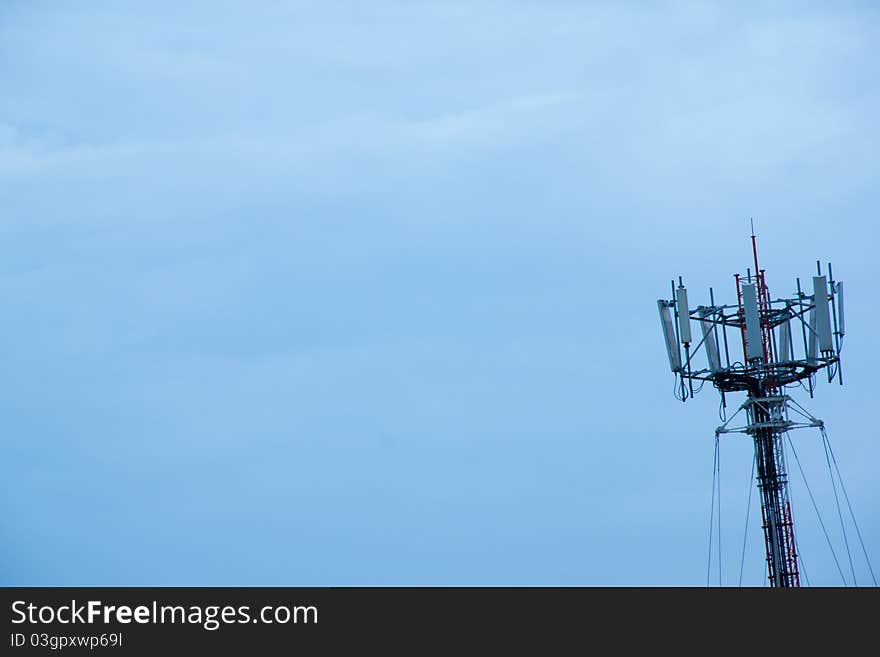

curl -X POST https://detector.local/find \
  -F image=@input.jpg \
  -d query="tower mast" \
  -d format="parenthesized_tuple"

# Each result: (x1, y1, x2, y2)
(742, 228, 799, 586)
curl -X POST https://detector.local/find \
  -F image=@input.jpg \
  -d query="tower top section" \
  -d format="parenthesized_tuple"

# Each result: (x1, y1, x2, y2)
(658, 233, 844, 402)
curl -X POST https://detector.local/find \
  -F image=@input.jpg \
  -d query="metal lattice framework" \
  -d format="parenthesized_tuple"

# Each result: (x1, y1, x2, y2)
(657, 231, 844, 587)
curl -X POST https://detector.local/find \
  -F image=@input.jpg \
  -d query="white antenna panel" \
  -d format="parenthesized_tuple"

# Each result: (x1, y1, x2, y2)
(676, 286, 691, 344)
(698, 308, 721, 371)
(658, 300, 682, 372)
(741, 283, 763, 360)
(836, 281, 845, 336)
(777, 319, 791, 362)
(807, 308, 818, 362)
(813, 276, 833, 352)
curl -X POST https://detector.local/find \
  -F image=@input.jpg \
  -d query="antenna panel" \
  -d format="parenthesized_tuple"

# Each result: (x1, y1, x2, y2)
(676, 286, 691, 344)
(741, 283, 763, 360)
(807, 308, 818, 362)
(777, 318, 791, 362)
(698, 308, 721, 371)
(813, 276, 833, 352)
(658, 300, 681, 372)
(836, 281, 845, 336)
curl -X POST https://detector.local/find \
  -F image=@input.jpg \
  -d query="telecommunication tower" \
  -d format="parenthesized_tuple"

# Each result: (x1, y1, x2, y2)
(657, 228, 845, 587)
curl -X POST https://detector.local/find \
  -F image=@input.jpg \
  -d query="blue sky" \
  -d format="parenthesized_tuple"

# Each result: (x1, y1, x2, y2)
(1, 1, 877, 585)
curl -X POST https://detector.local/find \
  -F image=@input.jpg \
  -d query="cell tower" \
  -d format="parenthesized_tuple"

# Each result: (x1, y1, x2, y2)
(657, 227, 844, 587)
